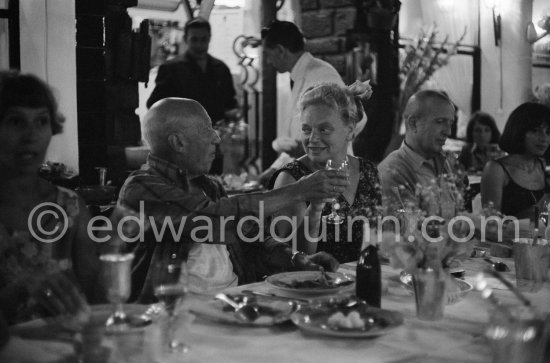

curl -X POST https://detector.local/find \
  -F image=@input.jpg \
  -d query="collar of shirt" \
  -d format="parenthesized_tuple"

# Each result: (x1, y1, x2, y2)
(401, 142, 450, 175)
(289, 52, 313, 84)
(146, 154, 190, 190)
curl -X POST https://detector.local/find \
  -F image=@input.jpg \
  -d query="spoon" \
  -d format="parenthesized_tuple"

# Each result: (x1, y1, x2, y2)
(215, 293, 260, 323)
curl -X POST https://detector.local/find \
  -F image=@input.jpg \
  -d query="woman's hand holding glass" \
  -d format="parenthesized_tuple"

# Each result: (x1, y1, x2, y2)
(324, 159, 349, 224)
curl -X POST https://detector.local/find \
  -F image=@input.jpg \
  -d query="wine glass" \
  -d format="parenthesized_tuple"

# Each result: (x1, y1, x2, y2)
(323, 158, 349, 225)
(152, 253, 190, 353)
(100, 253, 150, 332)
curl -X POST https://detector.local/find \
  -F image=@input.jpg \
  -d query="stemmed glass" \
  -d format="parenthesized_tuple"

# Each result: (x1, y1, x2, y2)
(152, 253, 190, 353)
(323, 158, 349, 225)
(539, 200, 549, 227)
(100, 253, 150, 332)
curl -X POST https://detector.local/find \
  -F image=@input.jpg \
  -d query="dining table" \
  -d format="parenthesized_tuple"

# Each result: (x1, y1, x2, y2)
(8, 256, 550, 363)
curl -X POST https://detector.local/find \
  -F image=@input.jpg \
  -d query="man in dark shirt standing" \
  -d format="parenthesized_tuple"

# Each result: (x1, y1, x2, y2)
(147, 17, 239, 173)
(147, 17, 239, 121)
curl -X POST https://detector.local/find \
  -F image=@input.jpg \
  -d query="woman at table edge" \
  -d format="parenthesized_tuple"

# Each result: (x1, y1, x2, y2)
(0, 70, 99, 325)
(481, 102, 550, 221)
(269, 82, 382, 263)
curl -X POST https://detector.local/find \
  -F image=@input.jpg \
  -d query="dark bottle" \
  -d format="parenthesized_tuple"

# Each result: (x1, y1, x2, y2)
(356, 245, 381, 308)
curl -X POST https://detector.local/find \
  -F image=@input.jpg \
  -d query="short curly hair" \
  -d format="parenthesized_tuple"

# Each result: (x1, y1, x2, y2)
(0, 70, 64, 135)
(298, 82, 364, 127)
(465, 111, 500, 144)
(499, 102, 550, 154)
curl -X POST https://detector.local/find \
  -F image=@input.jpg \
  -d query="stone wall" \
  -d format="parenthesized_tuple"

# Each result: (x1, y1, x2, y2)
(298, 0, 357, 77)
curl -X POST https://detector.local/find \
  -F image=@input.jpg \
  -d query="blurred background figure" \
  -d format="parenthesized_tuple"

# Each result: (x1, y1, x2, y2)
(147, 17, 241, 175)
(0, 70, 98, 325)
(459, 111, 502, 173)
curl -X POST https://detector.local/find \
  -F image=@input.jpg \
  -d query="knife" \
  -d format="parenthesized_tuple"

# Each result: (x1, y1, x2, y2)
(240, 290, 310, 303)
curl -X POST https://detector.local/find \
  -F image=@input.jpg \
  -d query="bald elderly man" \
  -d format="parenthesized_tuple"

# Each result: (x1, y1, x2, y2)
(378, 90, 460, 214)
(118, 98, 347, 301)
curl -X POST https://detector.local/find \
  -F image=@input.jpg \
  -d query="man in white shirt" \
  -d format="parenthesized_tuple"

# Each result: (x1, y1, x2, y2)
(261, 21, 365, 179)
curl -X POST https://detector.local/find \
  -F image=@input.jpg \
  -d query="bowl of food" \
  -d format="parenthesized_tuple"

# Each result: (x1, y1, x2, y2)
(290, 299, 403, 338)
(265, 271, 355, 295)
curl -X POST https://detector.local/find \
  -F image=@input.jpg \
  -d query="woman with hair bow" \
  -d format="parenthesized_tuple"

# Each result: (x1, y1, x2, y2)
(269, 82, 382, 263)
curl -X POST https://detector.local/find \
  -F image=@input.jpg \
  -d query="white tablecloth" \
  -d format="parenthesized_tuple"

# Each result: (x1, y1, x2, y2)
(9, 258, 550, 363)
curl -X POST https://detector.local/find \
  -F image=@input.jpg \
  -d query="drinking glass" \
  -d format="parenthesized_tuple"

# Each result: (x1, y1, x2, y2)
(152, 254, 190, 353)
(485, 306, 548, 363)
(412, 266, 446, 320)
(539, 201, 549, 227)
(323, 158, 349, 225)
(100, 253, 150, 332)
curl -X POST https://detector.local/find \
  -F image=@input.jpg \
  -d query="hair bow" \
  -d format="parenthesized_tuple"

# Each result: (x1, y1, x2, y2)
(347, 80, 373, 100)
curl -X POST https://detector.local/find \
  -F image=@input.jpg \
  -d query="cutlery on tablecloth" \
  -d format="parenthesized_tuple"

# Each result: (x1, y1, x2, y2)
(214, 293, 260, 323)
(240, 290, 310, 303)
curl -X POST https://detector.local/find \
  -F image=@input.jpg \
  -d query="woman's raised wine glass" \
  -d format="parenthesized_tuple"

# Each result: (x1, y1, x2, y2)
(323, 158, 349, 225)
(152, 253, 190, 353)
(100, 253, 150, 332)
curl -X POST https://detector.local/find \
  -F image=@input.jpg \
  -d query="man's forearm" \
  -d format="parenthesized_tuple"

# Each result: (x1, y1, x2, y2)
(239, 183, 309, 217)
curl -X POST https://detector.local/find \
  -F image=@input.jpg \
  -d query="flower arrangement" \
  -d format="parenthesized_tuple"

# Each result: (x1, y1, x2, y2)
(397, 25, 466, 131)
(378, 214, 473, 273)
(378, 172, 471, 272)
(415, 172, 466, 219)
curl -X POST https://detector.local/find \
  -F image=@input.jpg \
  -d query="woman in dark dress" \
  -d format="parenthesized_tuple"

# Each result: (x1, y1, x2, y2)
(270, 82, 381, 263)
(481, 103, 550, 219)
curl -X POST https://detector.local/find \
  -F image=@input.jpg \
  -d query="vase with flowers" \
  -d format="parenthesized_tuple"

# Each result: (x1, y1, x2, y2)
(378, 174, 472, 319)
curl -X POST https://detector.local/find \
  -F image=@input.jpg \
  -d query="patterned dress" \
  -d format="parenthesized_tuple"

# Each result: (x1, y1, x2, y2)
(270, 158, 382, 263)
(0, 187, 82, 323)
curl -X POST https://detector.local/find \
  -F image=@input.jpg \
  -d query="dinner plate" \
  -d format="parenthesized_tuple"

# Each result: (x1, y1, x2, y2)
(265, 271, 355, 295)
(291, 303, 403, 338)
(190, 294, 297, 327)
(14, 304, 154, 339)
(399, 272, 473, 305)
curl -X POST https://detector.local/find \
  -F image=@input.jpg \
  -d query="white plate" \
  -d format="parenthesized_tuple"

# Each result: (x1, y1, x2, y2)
(265, 271, 355, 295)
(291, 303, 403, 338)
(190, 294, 297, 327)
